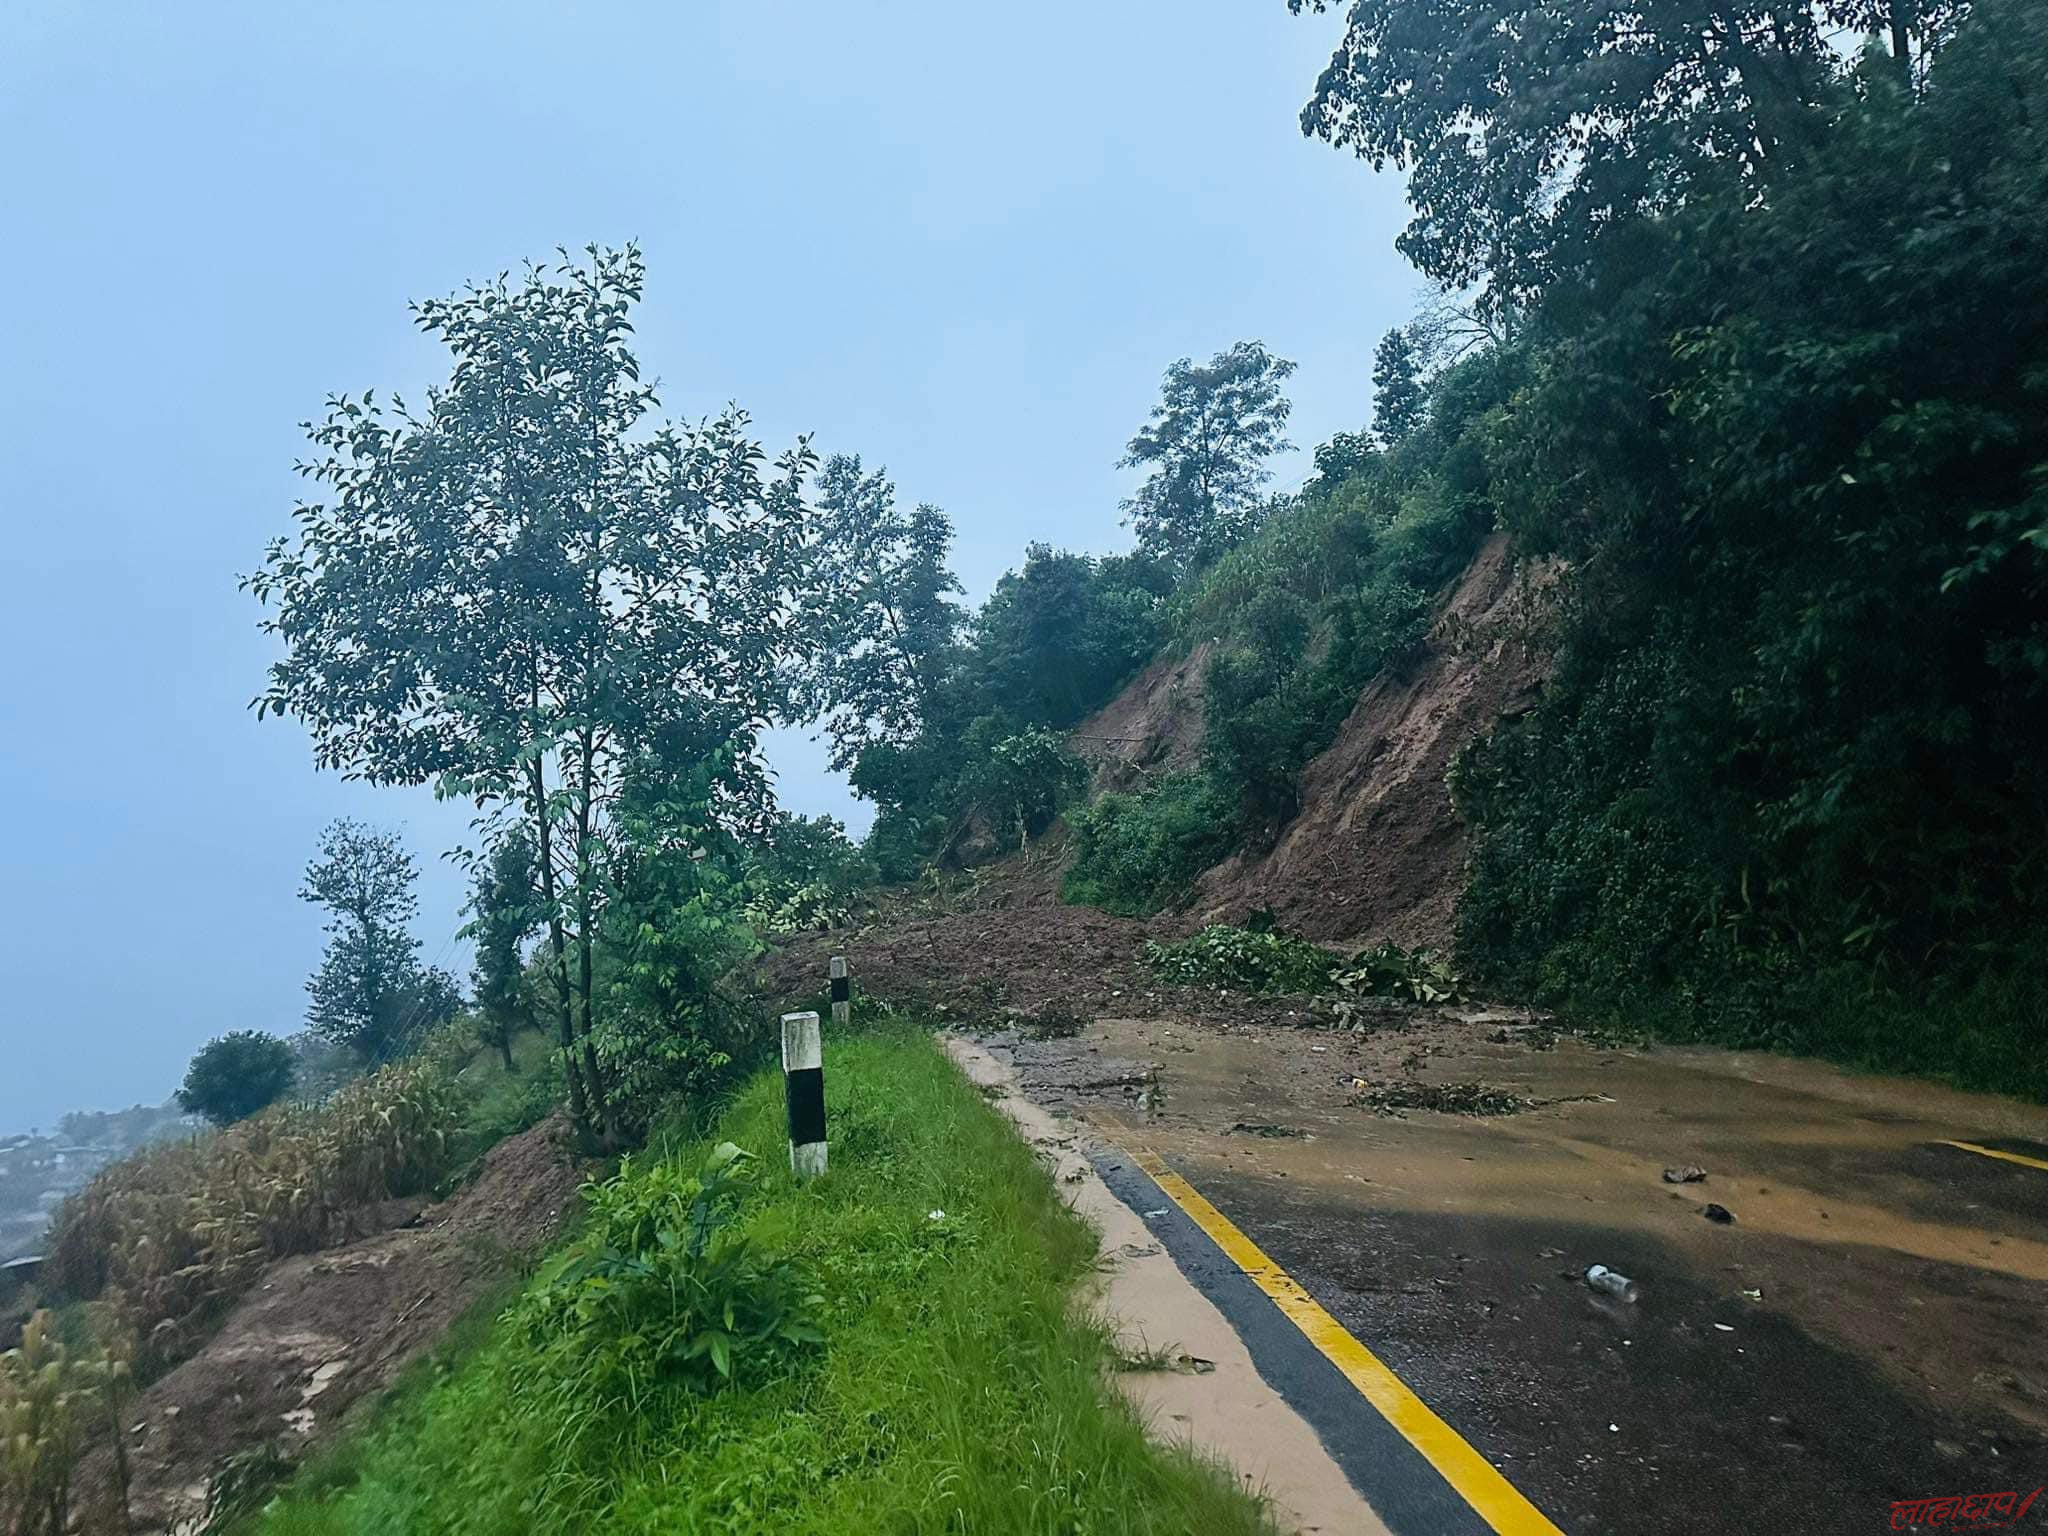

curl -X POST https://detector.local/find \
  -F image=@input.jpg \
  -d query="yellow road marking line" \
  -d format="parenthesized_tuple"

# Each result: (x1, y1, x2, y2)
(1106, 1132, 1563, 1536)
(1939, 1140, 2048, 1174)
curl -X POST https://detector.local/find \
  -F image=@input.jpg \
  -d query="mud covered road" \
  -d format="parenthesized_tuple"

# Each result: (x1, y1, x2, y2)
(978, 1012, 2048, 1535)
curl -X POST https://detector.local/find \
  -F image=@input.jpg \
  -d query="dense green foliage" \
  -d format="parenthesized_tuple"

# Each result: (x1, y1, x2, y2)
(1063, 774, 1238, 915)
(849, 543, 1164, 878)
(248, 246, 817, 1144)
(514, 1142, 822, 1409)
(242, 1031, 1272, 1535)
(739, 812, 875, 935)
(175, 1031, 296, 1126)
(1445, 10, 2048, 1089)
(1289, 0, 1957, 310)
(589, 766, 766, 1138)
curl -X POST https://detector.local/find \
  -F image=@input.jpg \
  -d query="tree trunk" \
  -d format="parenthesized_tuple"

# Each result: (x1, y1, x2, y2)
(1889, 0, 1914, 89)
(530, 761, 590, 1131)
(572, 726, 618, 1147)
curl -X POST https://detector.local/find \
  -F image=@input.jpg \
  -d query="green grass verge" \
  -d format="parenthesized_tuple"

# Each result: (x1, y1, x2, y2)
(243, 1026, 1274, 1535)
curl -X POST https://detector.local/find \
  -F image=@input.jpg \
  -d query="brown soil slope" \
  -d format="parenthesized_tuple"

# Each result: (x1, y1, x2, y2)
(1187, 532, 1547, 948)
(83, 1116, 588, 1535)
(1070, 640, 1212, 794)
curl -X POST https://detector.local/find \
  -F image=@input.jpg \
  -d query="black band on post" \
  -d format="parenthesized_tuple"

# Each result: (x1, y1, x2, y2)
(786, 1066, 827, 1146)
(830, 976, 850, 1004)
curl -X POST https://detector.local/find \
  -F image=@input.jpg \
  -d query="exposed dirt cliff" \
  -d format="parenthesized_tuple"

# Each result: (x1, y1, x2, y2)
(1184, 532, 1549, 948)
(78, 1116, 589, 1534)
(1070, 640, 1212, 794)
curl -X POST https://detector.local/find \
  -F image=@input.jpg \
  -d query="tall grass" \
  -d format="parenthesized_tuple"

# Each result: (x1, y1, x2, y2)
(245, 1028, 1275, 1534)
(45, 1062, 468, 1375)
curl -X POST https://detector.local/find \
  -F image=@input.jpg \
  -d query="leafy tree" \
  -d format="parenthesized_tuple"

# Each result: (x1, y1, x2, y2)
(247, 246, 818, 1143)
(1441, 1, 2048, 1089)
(953, 723, 1088, 853)
(301, 819, 433, 1062)
(795, 453, 964, 770)
(467, 831, 538, 1073)
(973, 546, 1168, 728)
(1370, 328, 1425, 448)
(1119, 342, 1297, 571)
(1287, 0, 1953, 307)
(740, 811, 874, 933)
(175, 1031, 296, 1126)
(1306, 430, 1375, 495)
(595, 757, 762, 1133)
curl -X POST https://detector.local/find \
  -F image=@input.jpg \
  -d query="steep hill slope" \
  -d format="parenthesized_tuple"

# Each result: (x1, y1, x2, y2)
(1073, 532, 1549, 948)
(1069, 641, 1212, 794)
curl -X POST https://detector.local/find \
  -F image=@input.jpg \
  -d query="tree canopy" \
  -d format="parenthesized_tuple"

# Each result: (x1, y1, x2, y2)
(299, 819, 457, 1062)
(249, 245, 818, 1142)
(793, 453, 964, 772)
(1120, 341, 1297, 572)
(1288, 0, 1955, 307)
(175, 1031, 296, 1126)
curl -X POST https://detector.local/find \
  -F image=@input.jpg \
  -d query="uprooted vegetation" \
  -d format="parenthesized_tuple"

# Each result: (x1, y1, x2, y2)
(1141, 924, 1467, 1010)
(1141, 924, 1339, 993)
(1352, 1080, 1532, 1118)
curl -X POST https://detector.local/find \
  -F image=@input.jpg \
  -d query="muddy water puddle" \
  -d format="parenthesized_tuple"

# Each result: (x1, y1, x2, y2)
(998, 1011, 2048, 1460)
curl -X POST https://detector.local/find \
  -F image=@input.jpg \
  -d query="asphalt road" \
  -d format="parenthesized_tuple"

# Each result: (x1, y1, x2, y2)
(996, 1015, 2048, 1535)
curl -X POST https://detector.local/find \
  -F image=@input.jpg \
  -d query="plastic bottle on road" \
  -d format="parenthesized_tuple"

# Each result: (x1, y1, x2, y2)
(1584, 1264, 1640, 1302)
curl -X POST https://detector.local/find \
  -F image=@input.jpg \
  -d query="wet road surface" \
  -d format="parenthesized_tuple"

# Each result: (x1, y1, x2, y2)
(988, 1012, 2048, 1534)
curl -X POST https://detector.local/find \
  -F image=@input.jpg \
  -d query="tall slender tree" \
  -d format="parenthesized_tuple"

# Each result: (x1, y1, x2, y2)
(247, 246, 818, 1143)
(1119, 341, 1296, 573)
(794, 453, 964, 771)
(300, 819, 430, 1061)
(467, 831, 538, 1073)
(1370, 328, 1425, 448)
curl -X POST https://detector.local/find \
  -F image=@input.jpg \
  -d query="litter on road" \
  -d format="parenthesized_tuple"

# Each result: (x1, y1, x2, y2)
(1585, 1264, 1641, 1302)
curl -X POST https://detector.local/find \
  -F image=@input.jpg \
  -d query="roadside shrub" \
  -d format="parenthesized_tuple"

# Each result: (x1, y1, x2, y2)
(43, 1062, 463, 1374)
(958, 722, 1089, 852)
(1142, 924, 1337, 992)
(175, 1030, 296, 1126)
(512, 1143, 820, 1439)
(1063, 775, 1238, 915)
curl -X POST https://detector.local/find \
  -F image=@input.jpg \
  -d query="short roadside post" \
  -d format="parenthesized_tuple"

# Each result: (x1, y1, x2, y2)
(781, 1010, 827, 1180)
(830, 955, 850, 1032)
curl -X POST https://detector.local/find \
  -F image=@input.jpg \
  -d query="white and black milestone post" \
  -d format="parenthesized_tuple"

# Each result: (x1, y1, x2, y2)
(830, 954, 850, 1032)
(781, 1008, 827, 1180)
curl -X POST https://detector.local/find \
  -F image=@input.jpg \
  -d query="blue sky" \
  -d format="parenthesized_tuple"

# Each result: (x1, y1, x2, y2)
(0, 2, 1414, 1132)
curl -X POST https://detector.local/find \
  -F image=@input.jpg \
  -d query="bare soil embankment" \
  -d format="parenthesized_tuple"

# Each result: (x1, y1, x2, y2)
(1186, 532, 1549, 949)
(1064, 532, 1551, 949)
(81, 1115, 588, 1534)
